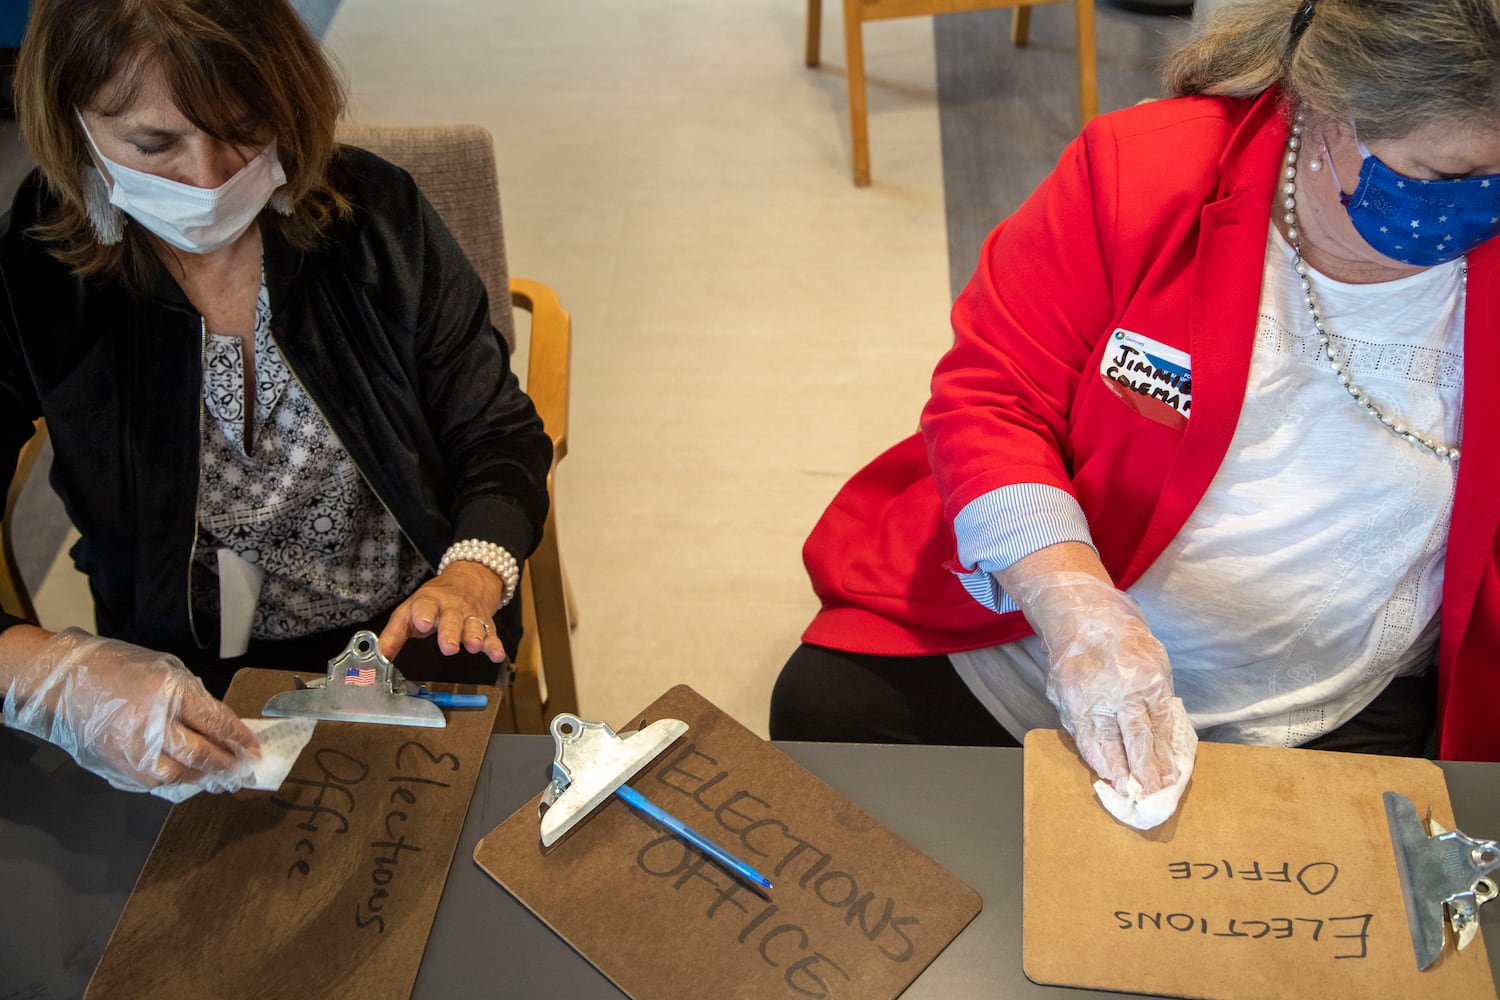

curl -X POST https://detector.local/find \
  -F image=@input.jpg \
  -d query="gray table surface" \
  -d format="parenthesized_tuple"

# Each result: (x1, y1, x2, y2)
(2, 730, 1496, 998)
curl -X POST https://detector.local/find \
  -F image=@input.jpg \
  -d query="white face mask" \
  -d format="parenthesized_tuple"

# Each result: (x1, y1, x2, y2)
(77, 111, 287, 254)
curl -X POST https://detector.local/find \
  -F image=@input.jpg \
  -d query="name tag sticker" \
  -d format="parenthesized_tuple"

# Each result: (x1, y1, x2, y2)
(1099, 328, 1193, 430)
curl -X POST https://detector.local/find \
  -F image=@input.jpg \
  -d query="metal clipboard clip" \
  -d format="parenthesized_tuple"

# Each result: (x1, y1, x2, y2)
(1384, 790, 1499, 970)
(261, 629, 487, 728)
(538, 714, 688, 846)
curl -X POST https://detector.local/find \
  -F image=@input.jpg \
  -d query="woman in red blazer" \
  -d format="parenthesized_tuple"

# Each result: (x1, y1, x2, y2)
(773, 0, 1500, 827)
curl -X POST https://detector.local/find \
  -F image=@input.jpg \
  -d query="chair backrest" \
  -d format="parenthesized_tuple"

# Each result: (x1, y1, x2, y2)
(334, 123, 517, 352)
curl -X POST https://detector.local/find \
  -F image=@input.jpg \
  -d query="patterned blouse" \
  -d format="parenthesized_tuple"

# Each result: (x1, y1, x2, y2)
(191, 281, 428, 640)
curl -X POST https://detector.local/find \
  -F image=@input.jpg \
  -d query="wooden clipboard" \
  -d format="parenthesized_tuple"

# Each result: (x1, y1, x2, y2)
(85, 667, 498, 1000)
(1023, 729, 1497, 999)
(474, 684, 982, 1000)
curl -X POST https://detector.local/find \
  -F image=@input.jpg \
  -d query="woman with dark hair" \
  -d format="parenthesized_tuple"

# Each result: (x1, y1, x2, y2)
(0, 0, 552, 795)
(773, 0, 1500, 828)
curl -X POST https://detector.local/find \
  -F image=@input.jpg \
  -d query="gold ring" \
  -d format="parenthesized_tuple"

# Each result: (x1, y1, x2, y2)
(464, 615, 492, 640)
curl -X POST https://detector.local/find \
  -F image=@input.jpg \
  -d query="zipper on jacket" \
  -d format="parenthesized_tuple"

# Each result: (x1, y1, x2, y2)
(185, 316, 208, 650)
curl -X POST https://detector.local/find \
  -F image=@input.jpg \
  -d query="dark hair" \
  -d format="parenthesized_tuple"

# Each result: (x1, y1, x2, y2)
(1164, 0, 1500, 140)
(14, 0, 350, 292)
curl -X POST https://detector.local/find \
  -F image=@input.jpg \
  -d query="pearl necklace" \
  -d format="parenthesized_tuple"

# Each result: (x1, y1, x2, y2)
(1282, 113, 1461, 463)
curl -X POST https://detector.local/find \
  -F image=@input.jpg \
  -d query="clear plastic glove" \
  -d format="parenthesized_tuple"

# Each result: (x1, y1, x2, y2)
(1010, 572, 1195, 803)
(3, 627, 260, 793)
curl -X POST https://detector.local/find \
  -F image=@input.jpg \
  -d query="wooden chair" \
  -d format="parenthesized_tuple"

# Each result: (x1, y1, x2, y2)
(1, 419, 49, 622)
(336, 123, 579, 734)
(807, 0, 1098, 186)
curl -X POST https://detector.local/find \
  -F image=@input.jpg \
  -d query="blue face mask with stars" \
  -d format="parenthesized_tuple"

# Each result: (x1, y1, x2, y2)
(1328, 128, 1500, 266)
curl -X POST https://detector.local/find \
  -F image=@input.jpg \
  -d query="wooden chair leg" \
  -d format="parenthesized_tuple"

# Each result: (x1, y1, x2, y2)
(806, 0, 822, 67)
(492, 587, 528, 734)
(506, 570, 547, 735)
(491, 676, 520, 734)
(842, 0, 870, 187)
(529, 504, 578, 723)
(1010, 5, 1032, 46)
(1075, 0, 1098, 124)
(510, 661, 545, 734)
(562, 555, 578, 631)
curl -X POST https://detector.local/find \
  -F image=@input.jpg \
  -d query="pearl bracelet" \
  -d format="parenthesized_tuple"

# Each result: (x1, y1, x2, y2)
(437, 538, 520, 608)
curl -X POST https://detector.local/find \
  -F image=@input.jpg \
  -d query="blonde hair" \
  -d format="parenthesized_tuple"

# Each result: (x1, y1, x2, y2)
(1164, 0, 1500, 139)
(14, 0, 351, 293)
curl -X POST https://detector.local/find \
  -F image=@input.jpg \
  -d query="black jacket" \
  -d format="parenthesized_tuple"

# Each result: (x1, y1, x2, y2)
(0, 147, 552, 668)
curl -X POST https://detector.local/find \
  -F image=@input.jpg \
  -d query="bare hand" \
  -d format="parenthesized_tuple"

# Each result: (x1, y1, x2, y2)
(378, 560, 509, 663)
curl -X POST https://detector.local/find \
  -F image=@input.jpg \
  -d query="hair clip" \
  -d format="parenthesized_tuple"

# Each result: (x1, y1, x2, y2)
(1290, 0, 1317, 45)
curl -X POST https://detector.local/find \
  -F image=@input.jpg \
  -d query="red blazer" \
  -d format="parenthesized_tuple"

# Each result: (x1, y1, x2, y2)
(802, 88, 1500, 762)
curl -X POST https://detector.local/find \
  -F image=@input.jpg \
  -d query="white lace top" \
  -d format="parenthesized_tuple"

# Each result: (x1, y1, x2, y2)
(951, 223, 1463, 747)
(191, 281, 428, 641)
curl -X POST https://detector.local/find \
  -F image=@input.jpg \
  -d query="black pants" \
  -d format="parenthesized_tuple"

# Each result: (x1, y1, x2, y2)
(769, 643, 1438, 758)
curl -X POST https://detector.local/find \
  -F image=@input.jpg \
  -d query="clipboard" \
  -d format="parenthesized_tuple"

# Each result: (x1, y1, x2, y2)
(1023, 729, 1497, 999)
(474, 684, 983, 1000)
(85, 667, 498, 1000)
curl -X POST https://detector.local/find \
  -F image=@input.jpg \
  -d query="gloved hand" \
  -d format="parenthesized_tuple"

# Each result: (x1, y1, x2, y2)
(1009, 572, 1195, 804)
(3, 627, 260, 793)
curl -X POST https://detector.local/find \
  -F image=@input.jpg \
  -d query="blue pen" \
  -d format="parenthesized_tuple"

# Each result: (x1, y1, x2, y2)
(614, 783, 773, 890)
(412, 686, 489, 709)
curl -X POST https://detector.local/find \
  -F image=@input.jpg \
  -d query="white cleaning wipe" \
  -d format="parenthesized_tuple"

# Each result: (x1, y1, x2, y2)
(1092, 698, 1198, 830)
(151, 716, 317, 803)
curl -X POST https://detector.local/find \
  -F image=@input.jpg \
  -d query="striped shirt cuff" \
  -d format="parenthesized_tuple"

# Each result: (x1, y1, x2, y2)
(951, 483, 1095, 614)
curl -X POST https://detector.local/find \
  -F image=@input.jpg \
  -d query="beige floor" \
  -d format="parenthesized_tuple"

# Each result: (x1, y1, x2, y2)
(331, 0, 954, 735)
(31, 0, 1083, 736)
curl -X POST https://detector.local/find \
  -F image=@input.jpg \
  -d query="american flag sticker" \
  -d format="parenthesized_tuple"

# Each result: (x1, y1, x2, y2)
(345, 666, 376, 686)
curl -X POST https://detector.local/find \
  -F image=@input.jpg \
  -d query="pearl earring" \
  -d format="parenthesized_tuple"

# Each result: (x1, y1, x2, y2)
(1308, 157, 1323, 172)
